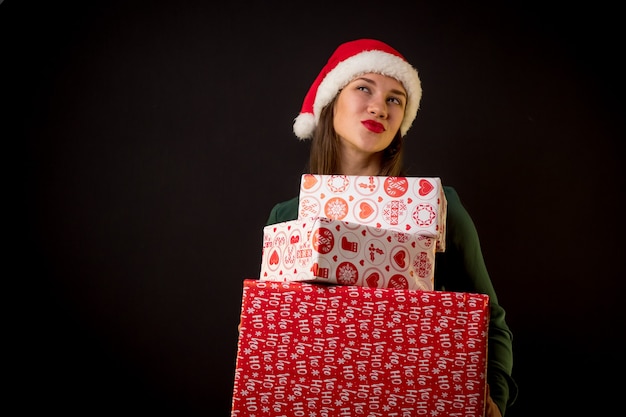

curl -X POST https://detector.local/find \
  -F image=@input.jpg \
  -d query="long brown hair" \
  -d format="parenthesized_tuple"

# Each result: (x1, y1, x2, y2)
(307, 97, 406, 176)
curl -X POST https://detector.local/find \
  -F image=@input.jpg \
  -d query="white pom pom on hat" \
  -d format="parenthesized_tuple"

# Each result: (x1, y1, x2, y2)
(293, 38, 422, 140)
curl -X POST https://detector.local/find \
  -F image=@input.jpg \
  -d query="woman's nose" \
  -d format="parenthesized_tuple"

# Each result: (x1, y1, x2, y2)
(368, 98, 388, 118)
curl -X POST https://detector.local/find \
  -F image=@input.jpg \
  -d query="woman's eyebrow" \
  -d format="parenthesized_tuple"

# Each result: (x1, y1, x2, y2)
(353, 76, 407, 98)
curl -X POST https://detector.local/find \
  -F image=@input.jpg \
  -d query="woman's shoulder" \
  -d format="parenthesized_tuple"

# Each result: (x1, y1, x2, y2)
(442, 185, 460, 202)
(266, 196, 299, 225)
(442, 185, 467, 213)
(441, 185, 480, 242)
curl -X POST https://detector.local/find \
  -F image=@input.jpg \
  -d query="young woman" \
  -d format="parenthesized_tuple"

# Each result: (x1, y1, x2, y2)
(265, 38, 518, 417)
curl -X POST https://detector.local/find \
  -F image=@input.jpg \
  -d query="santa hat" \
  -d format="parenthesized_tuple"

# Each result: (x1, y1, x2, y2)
(293, 38, 422, 140)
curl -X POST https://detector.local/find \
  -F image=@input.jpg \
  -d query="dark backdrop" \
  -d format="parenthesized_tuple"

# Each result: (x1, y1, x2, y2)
(5, 0, 625, 415)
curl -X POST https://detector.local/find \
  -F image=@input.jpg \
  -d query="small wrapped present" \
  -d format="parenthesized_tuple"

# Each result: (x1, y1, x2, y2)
(298, 174, 447, 251)
(261, 216, 436, 290)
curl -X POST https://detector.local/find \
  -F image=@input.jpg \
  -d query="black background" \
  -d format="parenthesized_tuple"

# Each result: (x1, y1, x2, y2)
(4, 0, 625, 415)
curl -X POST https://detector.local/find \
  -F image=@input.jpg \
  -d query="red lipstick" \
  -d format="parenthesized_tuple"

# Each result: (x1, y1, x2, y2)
(361, 119, 385, 133)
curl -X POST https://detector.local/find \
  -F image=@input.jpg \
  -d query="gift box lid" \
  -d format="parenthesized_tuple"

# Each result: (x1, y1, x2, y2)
(298, 174, 447, 252)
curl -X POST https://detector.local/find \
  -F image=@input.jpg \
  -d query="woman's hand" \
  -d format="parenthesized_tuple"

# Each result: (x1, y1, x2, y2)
(484, 384, 503, 417)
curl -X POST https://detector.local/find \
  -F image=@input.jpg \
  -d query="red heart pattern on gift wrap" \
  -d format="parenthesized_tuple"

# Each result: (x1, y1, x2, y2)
(365, 272, 379, 287)
(359, 202, 374, 219)
(302, 174, 318, 189)
(418, 178, 434, 196)
(269, 250, 279, 265)
(393, 250, 406, 268)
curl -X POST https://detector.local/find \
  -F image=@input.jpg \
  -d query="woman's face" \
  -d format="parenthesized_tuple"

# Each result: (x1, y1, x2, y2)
(334, 72, 406, 156)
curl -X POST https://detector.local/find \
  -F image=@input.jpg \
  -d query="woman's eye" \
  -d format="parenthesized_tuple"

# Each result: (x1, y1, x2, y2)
(357, 86, 370, 93)
(388, 97, 402, 105)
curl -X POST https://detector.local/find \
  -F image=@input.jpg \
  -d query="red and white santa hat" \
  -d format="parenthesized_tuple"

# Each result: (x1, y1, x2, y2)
(293, 38, 422, 140)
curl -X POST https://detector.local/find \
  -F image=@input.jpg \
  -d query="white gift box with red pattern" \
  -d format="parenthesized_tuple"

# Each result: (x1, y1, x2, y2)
(231, 279, 490, 417)
(298, 174, 447, 252)
(260, 216, 437, 291)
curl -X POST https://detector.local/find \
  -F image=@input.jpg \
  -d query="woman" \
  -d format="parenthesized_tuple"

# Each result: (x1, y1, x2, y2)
(265, 38, 518, 417)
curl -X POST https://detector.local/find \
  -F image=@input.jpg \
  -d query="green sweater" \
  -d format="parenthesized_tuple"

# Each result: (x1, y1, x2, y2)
(266, 186, 518, 415)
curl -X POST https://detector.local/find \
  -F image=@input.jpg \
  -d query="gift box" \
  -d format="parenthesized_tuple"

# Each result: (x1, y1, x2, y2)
(231, 279, 490, 417)
(298, 174, 447, 252)
(260, 216, 437, 291)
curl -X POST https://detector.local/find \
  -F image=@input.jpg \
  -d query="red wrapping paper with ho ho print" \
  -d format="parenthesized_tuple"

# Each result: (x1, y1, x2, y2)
(231, 279, 490, 417)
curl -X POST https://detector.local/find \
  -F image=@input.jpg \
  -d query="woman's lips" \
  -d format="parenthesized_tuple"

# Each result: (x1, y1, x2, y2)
(361, 120, 385, 133)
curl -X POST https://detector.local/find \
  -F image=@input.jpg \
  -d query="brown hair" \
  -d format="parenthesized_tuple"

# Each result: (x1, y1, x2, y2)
(307, 97, 406, 176)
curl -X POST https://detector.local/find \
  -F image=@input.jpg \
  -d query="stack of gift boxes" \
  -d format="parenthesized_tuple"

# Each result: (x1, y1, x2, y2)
(231, 175, 490, 417)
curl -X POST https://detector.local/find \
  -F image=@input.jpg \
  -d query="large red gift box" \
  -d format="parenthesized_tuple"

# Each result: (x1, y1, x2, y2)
(260, 216, 437, 291)
(231, 279, 490, 417)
